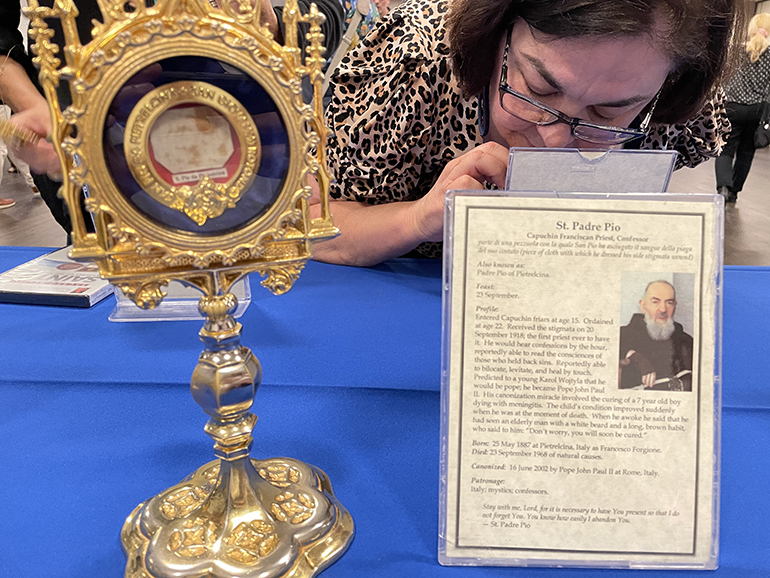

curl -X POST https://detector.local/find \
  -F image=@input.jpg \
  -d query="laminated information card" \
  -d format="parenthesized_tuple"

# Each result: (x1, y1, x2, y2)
(439, 192, 722, 570)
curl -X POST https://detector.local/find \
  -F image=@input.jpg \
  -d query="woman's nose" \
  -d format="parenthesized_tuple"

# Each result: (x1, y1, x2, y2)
(536, 122, 575, 148)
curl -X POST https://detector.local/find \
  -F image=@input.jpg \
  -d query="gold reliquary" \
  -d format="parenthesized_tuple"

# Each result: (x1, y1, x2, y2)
(25, 0, 352, 576)
(27, 0, 337, 299)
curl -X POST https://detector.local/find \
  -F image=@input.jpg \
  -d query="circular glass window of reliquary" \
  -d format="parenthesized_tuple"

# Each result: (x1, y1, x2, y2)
(104, 55, 290, 236)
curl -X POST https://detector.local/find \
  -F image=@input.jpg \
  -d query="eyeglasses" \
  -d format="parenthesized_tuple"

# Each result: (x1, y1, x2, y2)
(498, 26, 660, 145)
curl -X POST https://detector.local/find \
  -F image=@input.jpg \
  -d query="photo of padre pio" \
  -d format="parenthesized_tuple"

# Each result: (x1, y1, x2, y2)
(618, 279, 693, 391)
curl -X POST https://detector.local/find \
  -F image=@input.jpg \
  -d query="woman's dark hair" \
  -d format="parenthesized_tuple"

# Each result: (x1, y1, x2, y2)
(447, 0, 746, 124)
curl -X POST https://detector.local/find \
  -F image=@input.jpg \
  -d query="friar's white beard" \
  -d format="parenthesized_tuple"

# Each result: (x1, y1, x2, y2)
(644, 313, 675, 341)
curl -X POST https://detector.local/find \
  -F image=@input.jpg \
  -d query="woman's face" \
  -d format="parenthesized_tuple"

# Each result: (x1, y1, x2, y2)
(486, 19, 672, 149)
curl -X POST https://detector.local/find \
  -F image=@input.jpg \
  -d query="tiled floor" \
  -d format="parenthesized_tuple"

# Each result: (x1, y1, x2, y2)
(0, 148, 768, 265)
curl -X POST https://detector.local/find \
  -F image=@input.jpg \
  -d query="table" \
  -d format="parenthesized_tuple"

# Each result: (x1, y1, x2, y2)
(0, 246, 768, 577)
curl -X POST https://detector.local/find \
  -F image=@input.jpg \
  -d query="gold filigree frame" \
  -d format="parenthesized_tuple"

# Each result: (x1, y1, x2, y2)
(27, 0, 338, 301)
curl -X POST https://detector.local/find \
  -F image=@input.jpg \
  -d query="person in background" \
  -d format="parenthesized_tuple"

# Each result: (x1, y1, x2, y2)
(321, 0, 390, 104)
(315, 0, 741, 267)
(714, 12, 770, 204)
(339, 0, 390, 40)
(373, 0, 390, 17)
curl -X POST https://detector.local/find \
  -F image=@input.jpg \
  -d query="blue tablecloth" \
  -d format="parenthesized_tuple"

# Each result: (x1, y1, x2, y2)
(0, 247, 768, 577)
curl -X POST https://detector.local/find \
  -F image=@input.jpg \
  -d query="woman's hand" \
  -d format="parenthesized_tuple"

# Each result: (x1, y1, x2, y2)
(408, 141, 509, 243)
(311, 141, 510, 266)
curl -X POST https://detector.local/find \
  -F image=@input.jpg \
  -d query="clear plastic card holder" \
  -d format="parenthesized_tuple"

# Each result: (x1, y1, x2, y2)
(505, 148, 677, 193)
(109, 277, 251, 322)
(439, 188, 723, 570)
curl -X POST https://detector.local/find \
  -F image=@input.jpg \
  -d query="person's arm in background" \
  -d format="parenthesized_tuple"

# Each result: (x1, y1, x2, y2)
(0, 0, 61, 177)
(1, 59, 61, 178)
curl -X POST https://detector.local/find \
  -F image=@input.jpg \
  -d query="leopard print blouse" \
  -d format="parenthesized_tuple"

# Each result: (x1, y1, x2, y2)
(325, 0, 730, 258)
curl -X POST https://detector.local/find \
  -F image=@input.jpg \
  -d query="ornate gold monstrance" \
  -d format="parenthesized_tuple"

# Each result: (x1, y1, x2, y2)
(26, 0, 351, 576)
